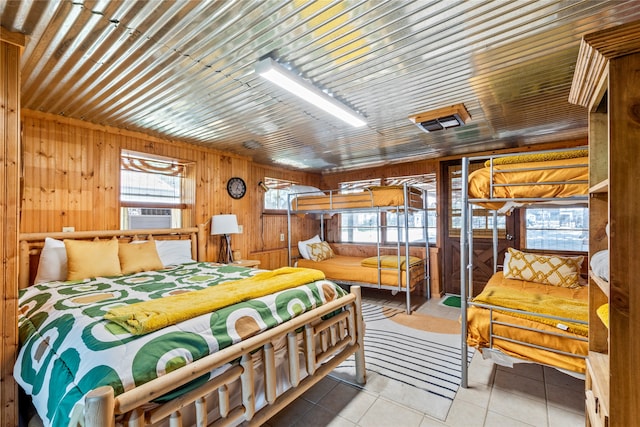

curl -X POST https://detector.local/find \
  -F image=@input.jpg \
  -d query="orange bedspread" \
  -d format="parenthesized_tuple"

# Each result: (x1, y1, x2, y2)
(466, 272, 588, 373)
(290, 186, 423, 211)
(297, 255, 424, 290)
(468, 157, 588, 211)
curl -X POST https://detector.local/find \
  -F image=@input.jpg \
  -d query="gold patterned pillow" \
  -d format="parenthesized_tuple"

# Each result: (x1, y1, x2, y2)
(307, 241, 334, 262)
(504, 248, 583, 288)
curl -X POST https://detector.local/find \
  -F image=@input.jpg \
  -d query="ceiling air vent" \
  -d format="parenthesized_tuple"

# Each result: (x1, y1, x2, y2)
(409, 103, 470, 133)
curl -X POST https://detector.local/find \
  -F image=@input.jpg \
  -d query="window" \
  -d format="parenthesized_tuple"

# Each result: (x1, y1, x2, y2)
(385, 175, 436, 244)
(263, 177, 297, 210)
(449, 164, 506, 236)
(340, 179, 381, 243)
(339, 176, 436, 244)
(524, 206, 588, 252)
(120, 151, 194, 229)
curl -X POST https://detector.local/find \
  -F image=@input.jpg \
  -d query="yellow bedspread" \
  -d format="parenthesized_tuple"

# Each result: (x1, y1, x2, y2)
(472, 279, 588, 336)
(291, 186, 423, 211)
(468, 156, 588, 211)
(466, 272, 588, 373)
(105, 267, 325, 335)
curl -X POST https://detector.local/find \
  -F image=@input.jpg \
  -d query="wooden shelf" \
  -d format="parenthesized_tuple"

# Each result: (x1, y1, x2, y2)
(589, 179, 609, 194)
(589, 271, 610, 298)
(588, 351, 610, 408)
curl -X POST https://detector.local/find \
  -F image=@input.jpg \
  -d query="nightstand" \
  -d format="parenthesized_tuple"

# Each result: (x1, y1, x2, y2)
(231, 259, 260, 268)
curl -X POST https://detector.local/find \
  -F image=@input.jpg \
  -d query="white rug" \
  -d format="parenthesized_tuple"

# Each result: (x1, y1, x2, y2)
(331, 303, 474, 421)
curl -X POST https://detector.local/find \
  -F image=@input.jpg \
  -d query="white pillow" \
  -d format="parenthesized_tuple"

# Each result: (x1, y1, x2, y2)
(154, 240, 195, 266)
(288, 185, 325, 196)
(590, 249, 609, 282)
(298, 235, 321, 260)
(35, 238, 68, 284)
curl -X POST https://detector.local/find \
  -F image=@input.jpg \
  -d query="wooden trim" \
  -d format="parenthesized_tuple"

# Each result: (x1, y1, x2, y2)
(0, 27, 26, 49)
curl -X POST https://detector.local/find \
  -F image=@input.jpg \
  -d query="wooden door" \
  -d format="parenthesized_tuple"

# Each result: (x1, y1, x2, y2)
(440, 161, 520, 296)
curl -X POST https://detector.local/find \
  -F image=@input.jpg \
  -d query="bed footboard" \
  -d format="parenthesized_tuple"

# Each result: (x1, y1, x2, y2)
(83, 286, 365, 427)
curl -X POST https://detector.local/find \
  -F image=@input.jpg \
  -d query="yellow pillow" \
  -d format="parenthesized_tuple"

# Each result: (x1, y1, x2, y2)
(119, 241, 164, 274)
(361, 255, 421, 270)
(596, 303, 609, 329)
(64, 238, 122, 281)
(307, 241, 334, 262)
(504, 248, 583, 288)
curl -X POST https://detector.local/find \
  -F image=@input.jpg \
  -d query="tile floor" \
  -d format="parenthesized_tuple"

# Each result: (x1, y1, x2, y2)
(263, 291, 586, 427)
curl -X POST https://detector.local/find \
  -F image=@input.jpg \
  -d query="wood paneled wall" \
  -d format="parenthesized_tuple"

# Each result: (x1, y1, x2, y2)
(20, 110, 322, 270)
(1, 28, 25, 427)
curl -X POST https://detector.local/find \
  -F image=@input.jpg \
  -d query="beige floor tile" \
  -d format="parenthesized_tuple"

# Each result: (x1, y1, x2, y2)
(547, 404, 585, 427)
(316, 382, 376, 424)
(492, 369, 546, 402)
(302, 376, 340, 404)
(545, 382, 585, 414)
(441, 398, 486, 427)
(488, 388, 548, 426)
(453, 380, 492, 409)
(420, 415, 448, 427)
(292, 405, 356, 427)
(357, 397, 424, 427)
(483, 411, 540, 427)
(498, 362, 544, 381)
(542, 367, 585, 391)
(267, 397, 314, 427)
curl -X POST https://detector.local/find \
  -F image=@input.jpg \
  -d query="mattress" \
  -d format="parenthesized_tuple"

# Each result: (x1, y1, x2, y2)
(466, 271, 588, 373)
(15, 262, 347, 427)
(297, 255, 424, 291)
(290, 185, 423, 211)
(468, 156, 588, 211)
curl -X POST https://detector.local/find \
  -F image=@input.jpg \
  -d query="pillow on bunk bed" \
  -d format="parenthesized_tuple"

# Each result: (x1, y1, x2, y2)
(590, 249, 609, 282)
(154, 239, 196, 266)
(307, 241, 335, 261)
(361, 255, 421, 270)
(298, 235, 321, 260)
(34, 237, 68, 284)
(504, 248, 583, 289)
(64, 238, 123, 281)
(119, 241, 164, 274)
(483, 149, 588, 166)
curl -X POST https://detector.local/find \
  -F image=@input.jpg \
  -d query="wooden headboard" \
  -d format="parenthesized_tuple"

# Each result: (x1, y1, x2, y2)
(18, 225, 208, 289)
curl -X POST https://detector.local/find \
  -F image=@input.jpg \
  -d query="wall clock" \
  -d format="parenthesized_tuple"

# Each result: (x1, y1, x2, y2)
(227, 177, 246, 199)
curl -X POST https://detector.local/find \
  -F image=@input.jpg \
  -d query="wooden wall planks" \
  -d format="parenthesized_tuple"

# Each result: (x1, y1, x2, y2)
(1, 28, 25, 427)
(20, 109, 322, 270)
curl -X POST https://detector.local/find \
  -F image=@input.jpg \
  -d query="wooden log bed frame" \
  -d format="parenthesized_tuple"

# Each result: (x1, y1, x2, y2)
(17, 227, 366, 427)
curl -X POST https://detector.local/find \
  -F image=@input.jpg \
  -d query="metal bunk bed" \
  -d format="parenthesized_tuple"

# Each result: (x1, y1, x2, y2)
(287, 183, 430, 314)
(459, 147, 590, 388)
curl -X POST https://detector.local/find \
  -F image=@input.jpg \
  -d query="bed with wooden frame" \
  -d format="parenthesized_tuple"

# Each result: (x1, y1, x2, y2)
(16, 227, 365, 427)
(459, 148, 589, 388)
(287, 183, 430, 314)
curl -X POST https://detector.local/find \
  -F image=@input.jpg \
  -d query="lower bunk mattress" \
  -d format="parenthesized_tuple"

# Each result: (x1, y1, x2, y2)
(297, 255, 424, 291)
(466, 271, 588, 373)
(15, 262, 348, 427)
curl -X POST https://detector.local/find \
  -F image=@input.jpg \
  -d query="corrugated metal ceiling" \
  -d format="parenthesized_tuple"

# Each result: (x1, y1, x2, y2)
(3, 0, 640, 172)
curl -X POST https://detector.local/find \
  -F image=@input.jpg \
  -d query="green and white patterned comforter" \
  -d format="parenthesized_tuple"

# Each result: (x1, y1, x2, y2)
(14, 262, 347, 427)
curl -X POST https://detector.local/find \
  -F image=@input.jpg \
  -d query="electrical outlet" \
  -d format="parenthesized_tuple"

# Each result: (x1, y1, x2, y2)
(238, 225, 243, 233)
(62, 226, 75, 232)
(280, 233, 285, 241)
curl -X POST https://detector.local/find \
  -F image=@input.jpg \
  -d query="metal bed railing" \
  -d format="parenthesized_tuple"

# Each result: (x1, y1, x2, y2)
(287, 183, 430, 314)
(460, 147, 589, 388)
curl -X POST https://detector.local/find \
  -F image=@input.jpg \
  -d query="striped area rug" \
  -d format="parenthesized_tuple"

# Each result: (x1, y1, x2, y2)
(331, 303, 474, 421)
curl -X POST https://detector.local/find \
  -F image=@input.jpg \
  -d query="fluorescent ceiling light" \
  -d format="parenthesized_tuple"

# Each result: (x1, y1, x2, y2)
(255, 57, 366, 128)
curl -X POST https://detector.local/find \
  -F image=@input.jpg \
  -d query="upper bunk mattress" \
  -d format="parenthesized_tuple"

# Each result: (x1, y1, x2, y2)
(290, 186, 423, 212)
(468, 154, 588, 211)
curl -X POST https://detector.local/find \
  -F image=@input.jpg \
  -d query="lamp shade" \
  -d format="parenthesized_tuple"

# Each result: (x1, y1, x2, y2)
(211, 214, 240, 235)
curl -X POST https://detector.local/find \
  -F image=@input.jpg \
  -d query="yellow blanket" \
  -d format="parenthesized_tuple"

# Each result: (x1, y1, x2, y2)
(105, 267, 325, 335)
(472, 284, 588, 336)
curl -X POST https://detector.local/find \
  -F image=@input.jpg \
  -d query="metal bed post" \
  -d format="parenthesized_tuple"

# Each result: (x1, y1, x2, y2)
(403, 183, 411, 314)
(460, 157, 470, 388)
(492, 211, 498, 274)
(287, 193, 292, 267)
(423, 185, 431, 299)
